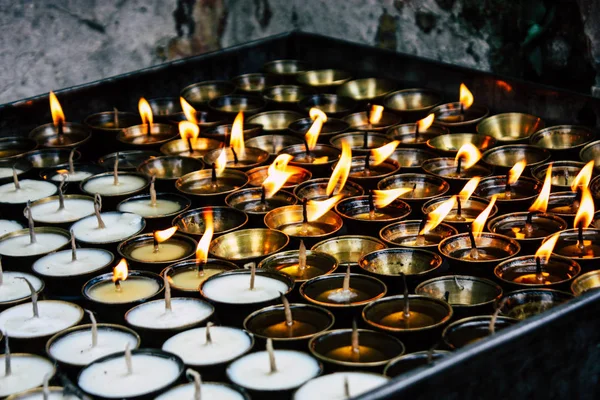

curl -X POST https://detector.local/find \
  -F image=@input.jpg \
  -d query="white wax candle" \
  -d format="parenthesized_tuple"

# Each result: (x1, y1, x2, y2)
(0, 272, 43, 303)
(0, 355, 55, 397)
(126, 299, 213, 329)
(78, 353, 181, 398)
(0, 167, 23, 179)
(294, 372, 390, 400)
(71, 212, 143, 243)
(48, 327, 139, 366)
(0, 233, 69, 257)
(119, 199, 182, 217)
(30, 198, 95, 223)
(0, 219, 23, 236)
(162, 326, 252, 366)
(50, 170, 93, 182)
(5, 388, 79, 399)
(227, 350, 320, 391)
(0, 180, 56, 204)
(32, 248, 112, 277)
(0, 301, 82, 338)
(202, 274, 289, 304)
(83, 175, 147, 196)
(156, 382, 245, 400)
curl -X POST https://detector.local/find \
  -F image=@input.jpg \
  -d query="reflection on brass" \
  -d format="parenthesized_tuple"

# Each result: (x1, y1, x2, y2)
(499, 289, 572, 320)
(383, 88, 443, 112)
(530, 125, 595, 151)
(337, 78, 396, 101)
(427, 133, 497, 156)
(138, 156, 204, 180)
(477, 113, 544, 143)
(571, 270, 600, 296)
(247, 111, 304, 132)
(209, 228, 289, 261)
(296, 69, 352, 88)
(482, 145, 551, 169)
(311, 235, 386, 266)
(180, 80, 236, 107)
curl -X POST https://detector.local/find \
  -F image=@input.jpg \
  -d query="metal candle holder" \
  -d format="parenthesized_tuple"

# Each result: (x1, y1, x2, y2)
(172, 206, 248, 239)
(549, 228, 600, 271)
(263, 59, 308, 81)
(159, 137, 221, 158)
(336, 78, 396, 103)
(474, 175, 542, 214)
(288, 116, 350, 144)
(531, 161, 588, 192)
(335, 195, 411, 232)
(117, 232, 197, 271)
(258, 249, 338, 283)
(494, 254, 580, 291)
(298, 94, 357, 118)
(499, 288, 573, 320)
(378, 173, 451, 217)
(117, 123, 178, 149)
(24, 148, 81, 170)
(293, 177, 364, 202)
(97, 150, 160, 171)
(530, 125, 595, 159)
(280, 143, 341, 178)
(387, 122, 449, 148)
(343, 156, 400, 190)
(329, 132, 391, 155)
(379, 220, 458, 252)
(162, 258, 240, 294)
(225, 187, 297, 226)
(247, 111, 304, 133)
(232, 73, 276, 94)
(208, 228, 289, 266)
(482, 144, 551, 175)
(117, 192, 191, 231)
(203, 147, 269, 172)
(29, 123, 91, 150)
(442, 316, 518, 350)
(296, 69, 352, 92)
(0, 137, 37, 160)
(426, 133, 497, 157)
(245, 135, 304, 160)
(570, 270, 600, 296)
(383, 88, 443, 121)
(147, 97, 182, 123)
(431, 103, 489, 132)
(476, 113, 544, 144)
(246, 165, 312, 191)
(180, 80, 236, 109)
(387, 148, 438, 172)
(208, 95, 267, 118)
(262, 85, 314, 110)
(175, 169, 249, 205)
(342, 111, 402, 132)
(202, 123, 263, 143)
(422, 157, 492, 192)
(137, 156, 205, 190)
(311, 235, 387, 268)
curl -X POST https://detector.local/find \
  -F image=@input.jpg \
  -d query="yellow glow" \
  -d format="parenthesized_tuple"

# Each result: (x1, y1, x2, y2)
(455, 143, 481, 170)
(417, 113, 434, 131)
(154, 227, 178, 243)
(112, 259, 129, 282)
(196, 210, 213, 264)
(529, 163, 552, 213)
(215, 148, 228, 176)
(373, 188, 413, 208)
(570, 160, 594, 192)
(472, 195, 497, 238)
(574, 186, 594, 229)
(180, 97, 198, 124)
(371, 140, 399, 166)
(369, 105, 384, 125)
(459, 83, 474, 110)
(263, 155, 296, 198)
(306, 195, 343, 221)
(230, 112, 245, 155)
(326, 140, 352, 196)
(178, 120, 199, 142)
(138, 97, 153, 126)
(459, 177, 480, 201)
(421, 196, 457, 235)
(535, 233, 559, 263)
(508, 160, 527, 185)
(49, 91, 65, 127)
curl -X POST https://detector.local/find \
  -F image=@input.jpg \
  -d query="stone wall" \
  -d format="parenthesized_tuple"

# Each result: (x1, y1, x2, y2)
(1, 0, 599, 104)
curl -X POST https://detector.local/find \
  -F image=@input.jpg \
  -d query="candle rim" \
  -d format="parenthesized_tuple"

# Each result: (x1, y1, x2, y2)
(83, 270, 164, 304)
(299, 272, 387, 308)
(124, 297, 214, 331)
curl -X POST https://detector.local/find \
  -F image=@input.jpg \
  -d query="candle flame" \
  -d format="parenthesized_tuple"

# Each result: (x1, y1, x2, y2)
(230, 112, 245, 155)
(49, 91, 65, 127)
(371, 140, 399, 166)
(529, 163, 552, 213)
(215, 148, 227, 176)
(472, 195, 497, 238)
(312, 156, 329, 164)
(574, 186, 594, 229)
(508, 160, 527, 185)
(455, 143, 482, 170)
(417, 113, 435, 131)
(373, 188, 413, 208)
(196, 210, 213, 264)
(535, 233, 559, 263)
(112, 258, 128, 282)
(326, 140, 352, 196)
(369, 105, 384, 125)
(263, 154, 295, 198)
(305, 108, 327, 151)
(306, 194, 343, 222)
(420, 196, 457, 235)
(180, 97, 198, 124)
(178, 120, 199, 142)
(138, 97, 153, 126)
(459, 177, 480, 201)
(154, 227, 178, 243)
(570, 160, 594, 192)
(459, 83, 474, 110)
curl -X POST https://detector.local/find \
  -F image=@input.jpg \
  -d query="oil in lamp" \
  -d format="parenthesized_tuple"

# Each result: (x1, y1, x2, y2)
(118, 97, 178, 148)
(342, 139, 401, 190)
(160, 119, 220, 158)
(387, 113, 448, 148)
(431, 83, 489, 131)
(29, 92, 91, 149)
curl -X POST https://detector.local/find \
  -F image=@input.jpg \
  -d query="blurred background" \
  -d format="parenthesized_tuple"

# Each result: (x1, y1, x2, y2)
(1, 0, 599, 104)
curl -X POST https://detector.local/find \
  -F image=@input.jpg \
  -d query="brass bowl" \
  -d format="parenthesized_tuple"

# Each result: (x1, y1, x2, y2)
(172, 206, 248, 239)
(162, 258, 241, 293)
(571, 270, 600, 296)
(202, 123, 263, 142)
(329, 132, 391, 155)
(180, 80, 236, 108)
(263, 205, 343, 245)
(482, 145, 551, 173)
(98, 150, 160, 171)
(387, 123, 449, 148)
(298, 94, 357, 118)
(342, 156, 400, 190)
(296, 69, 352, 90)
(358, 248, 443, 286)
(426, 133, 497, 156)
(167, 110, 226, 129)
(28, 123, 91, 149)
(442, 316, 518, 350)
(384, 350, 450, 377)
(280, 143, 341, 178)
(335, 195, 411, 230)
(232, 73, 276, 94)
(225, 187, 296, 219)
(431, 103, 489, 131)
(84, 111, 141, 130)
(258, 249, 338, 282)
(137, 155, 204, 181)
(208, 95, 267, 117)
(388, 148, 439, 171)
(377, 173, 451, 208)
(383, 88, 443, 120)
(147, 97, 181, 121)
(499, 288, 573, 320)
(474, 176, 542, 212)
(262, 85, 314, 107)
(312, 235, 386, 267)
(337, 78, 397, 102)
(24, 148, 81, 170)
(246, 165, 312, 190)
(293, 177, 364, 202)
(579, 139, 600, 167)
(300, 272, 387, 308)
(175, 169, 249, 199)
(39, 163, 105, 185)
(209, 228, 289, 264)
(476, 113, 544, 143)
(531, 161, 588, 192)
(245, 134, 304, 157)
(117, 123, 179, 148)
(342, 111, 402, 132)
(547, 191, 578, 224)
(159, 137, 221, 158)
(494, 254, 580, 290)
(118, 232, 197, 271)
(422, 158, 493, 189)
(0, 136, 38, 160)
(247, 111, 304, 132)
(422, 195, 498, 232)
(203, 147, 269, 171)
(547, 228, 600, 271)
(263, 59, 308, 77)
(379, 220, 458, 251)
(288, 117, 350, 142)
(530, 125, 595, 155)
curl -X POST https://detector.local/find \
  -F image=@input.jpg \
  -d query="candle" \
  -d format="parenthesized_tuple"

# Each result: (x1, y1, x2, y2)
(167, 261, 239, 291)
(258, 241, 338, 282)
(0, 180, 56, 204)
(294, 372, 389, 400)
(0, 271, 43, 304)
(157, 380, 247, 400)
(3, 387, 80, 399)
(118, 197, 182, 217)
(162, 324, 253, 367)
(29, 196, 94, 224)
(264, 200, 343, 238)
(77, 349, 183, 398)
(0, 167, 23, 179)
(201, 268, 290, 304)
(311, 235, 386, 267)
(122, 228, 195, 264)
(126, 298, 213, 330)
(82, 174, 148, 196)
(0, 220, 23, 236)
(49, 169, 93, 182)
(0, 300, 82, 339)
(0, 231, 69, 257)
(0, 353, 55, 398)
(71, 210, 144, 245)
(32, 247, 112, 277)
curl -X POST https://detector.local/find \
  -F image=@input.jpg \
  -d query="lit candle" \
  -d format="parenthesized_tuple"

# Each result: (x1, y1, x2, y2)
(265, 196, 343, 238)
(157, 369, 247, 400)
(294, 372, 389, 400)
(125, 227, 194, 263)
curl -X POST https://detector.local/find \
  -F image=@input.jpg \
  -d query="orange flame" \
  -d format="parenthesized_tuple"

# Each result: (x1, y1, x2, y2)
(369, 105, 384, 125)
(535, 233, 559, 263)
(472, 195, 497, 238)
(508, 160, 527, 185)
(112, 258, 129, 282)
(496, 80, 513, 93)
(307, 194, 343, 221)
(459, 83, 474, 110)
(455, 143, 481, 171)
(230, 112, 245, 155)
(305, 108, 327, 150)
(178, 120, 199, 142)
(529, 163, 552, 213)
(417, 114, 434, 131)
(327, 140, 352, 196)
(180, 97, 198, 124)
(570, 160, 594, 192)
(312, 156, 329, 164)
(154, 227, 178, 243)
(196, 210, 213, 264)
(371, 140, 399, 166)
(138, 97, 153, 126)
(373, 188, 413, 208)
(49, 91, 65, 127)
(459, 177, 480, 201)
(574, 186, 594, 229)
(420, 196, 457, 235)
(263, 155, 296, 198)
(215, 148, 227, 176)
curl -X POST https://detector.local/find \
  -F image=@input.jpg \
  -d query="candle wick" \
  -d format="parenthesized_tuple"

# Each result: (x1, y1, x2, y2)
(426, 342, 438, 365)
(460, 102, 464, 115)
(94, 194, 106, 229)
(57, 119, 64, 136)
(281, 292, 294, 328)
(113, 107, 119, 128)
(298, 240, 307, 276)
(4, 332, 10, 377)
(456, 196, 463, 219)
(368, 190, 375, 216)
(364, 154, 371, 175)
(58, 173, 67, 210)
(211, 163, 217, 184)
(187, 136, 194, 154)
(504, 174, 512, 199)
(115, 279, 122, 292)
(68, 148, 76, 175)
(146, 121, 151, 136)
(124, 343, 133, 375)
(344, 376, 351, 399)
(42, 373, 51, 400)
(205, 321, 213, 344)
(153, 236, 160, 253)
(415, 123, 419, 141)
(12, 166, 20, 190)
(343, 265, 351, 293)
(535, 256, 545, 282)
(578, 222, 585, 250)
(302, 198, 308, 224)
(444, 291, 450, 302)
(416, 218, 427, 246)
(186, 369, 202, 400)
(85, 309, 98, 348)
(266, 338, 278, 374)
(164, 267, 172, 312)
(70, 229, 77, 262)
(455, 156, 462, 176)
(0, 256, 3, 286)
(113, 153, 119, 186)
(468, 226, 479, 259)
(261, 185, 266, 204)
(363, 130, 368, 149)
(401, 272, 410, 319)
(454, 275, 465, 291)
(303, 138, 310, 156)
(17, 277, 39, 318)
(489, 298, 508, 335)
(248, 262, 256, 290)
(351, 319, 360, 356)
(26, 201, 36, 244)
(231, 146, 239, 165)
(150, 176, 157, 207)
